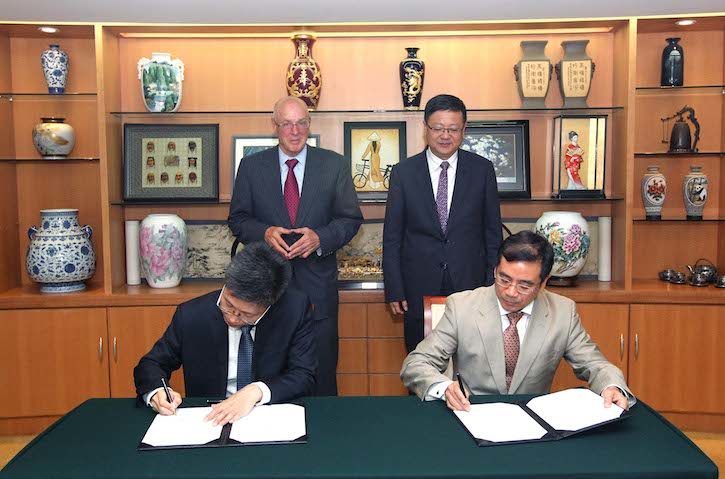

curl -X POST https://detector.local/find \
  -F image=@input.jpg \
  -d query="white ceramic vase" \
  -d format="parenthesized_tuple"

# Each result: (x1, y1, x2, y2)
(32, 117, 75, 159)
(139, 214, 187, 288)
(137, 52, 184, 113)
(683, 165, 708, 220)
(535, 211, 590, 286)
(641, 165, 666, 220)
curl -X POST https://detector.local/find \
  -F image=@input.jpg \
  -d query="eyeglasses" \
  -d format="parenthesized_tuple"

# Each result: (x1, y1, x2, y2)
(494, 273, 539, 294)
(218, 293, 269, 326)
(275, 118, 311, 131)
(426, 124, 464, 136)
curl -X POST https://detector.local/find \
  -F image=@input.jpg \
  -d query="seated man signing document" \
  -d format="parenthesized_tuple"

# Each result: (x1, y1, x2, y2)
(134, 242, 316, 424)
(401, 230, 634, 412)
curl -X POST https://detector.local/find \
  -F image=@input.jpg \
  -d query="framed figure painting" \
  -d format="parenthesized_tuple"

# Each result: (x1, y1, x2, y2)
(124, 123, 219, 202)
(344, 121, 406, 201)
(552, 115, 607, 199)
(461, 120, 531, 199)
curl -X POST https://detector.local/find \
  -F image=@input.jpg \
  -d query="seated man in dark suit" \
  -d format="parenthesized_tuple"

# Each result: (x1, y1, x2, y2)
(133, 242, 317, 425)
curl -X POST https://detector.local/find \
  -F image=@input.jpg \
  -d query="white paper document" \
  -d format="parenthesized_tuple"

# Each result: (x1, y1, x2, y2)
(454, 403, 548, 443)
(141, 407, 222, 447)
(526, 387, 624, 431)
(229, 403, 306, 443)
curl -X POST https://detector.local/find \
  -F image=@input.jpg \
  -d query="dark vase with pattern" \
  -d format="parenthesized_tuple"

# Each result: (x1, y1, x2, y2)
(399, 47, 425, 110)
(661, 37, 684, 87)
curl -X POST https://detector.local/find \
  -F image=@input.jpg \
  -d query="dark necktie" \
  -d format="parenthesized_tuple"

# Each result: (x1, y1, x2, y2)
(284, 158, 300, 225)
(504, 311, 524, 392)
(236, 325, 254, 392)
(436, 161, 450, 233)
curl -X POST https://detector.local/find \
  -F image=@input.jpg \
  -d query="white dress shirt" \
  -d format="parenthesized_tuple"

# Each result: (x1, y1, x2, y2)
(278, 145, 308, 192)
(426, 148, 458, 216)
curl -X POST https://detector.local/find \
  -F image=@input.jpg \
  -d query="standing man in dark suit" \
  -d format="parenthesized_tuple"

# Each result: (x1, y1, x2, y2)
(134, 242, 317, 424)
(383, 94, 502, 353)
(229, 96, 363, 396)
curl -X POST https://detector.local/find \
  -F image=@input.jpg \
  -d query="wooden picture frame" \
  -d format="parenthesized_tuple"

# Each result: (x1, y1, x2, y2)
(231, 134, 319, 185)
(552, 115, 607, 199)
(123, 123, 219, 202)
(461, 120, 531, 199)
(344, 121, 407, 202)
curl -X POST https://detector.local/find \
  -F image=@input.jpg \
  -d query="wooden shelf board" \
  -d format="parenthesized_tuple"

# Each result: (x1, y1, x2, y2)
(630, 279, 725, 304)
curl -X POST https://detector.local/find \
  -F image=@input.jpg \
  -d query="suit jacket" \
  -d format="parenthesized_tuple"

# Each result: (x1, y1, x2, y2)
(401, 286, 632, 399)
(228, 145, 362, 321)
(133, 288, 317, 403)
(383, 149, 502, 330)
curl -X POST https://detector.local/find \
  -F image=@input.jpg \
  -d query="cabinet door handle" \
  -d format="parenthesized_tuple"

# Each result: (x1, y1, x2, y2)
(98, 337, 103, 361)
(619, 334, 624, 360)
(634, 334, 639, 359)
(113, 337, 118, 362)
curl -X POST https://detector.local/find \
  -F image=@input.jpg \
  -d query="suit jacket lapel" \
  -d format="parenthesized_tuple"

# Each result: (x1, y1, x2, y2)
(295, 147, 322, 227)
(475, 288, 507, 394)
(447, 150, 470, 233)
(412, 151, 443, 239)
(211, 306, 230, 390)
(509, 293, 551, 393)
(262, 147, 292, 227)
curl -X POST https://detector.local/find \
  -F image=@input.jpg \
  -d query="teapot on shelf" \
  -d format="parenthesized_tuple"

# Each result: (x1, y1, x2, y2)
(686, 258, 718, 285)
(660, 105, 700, 154)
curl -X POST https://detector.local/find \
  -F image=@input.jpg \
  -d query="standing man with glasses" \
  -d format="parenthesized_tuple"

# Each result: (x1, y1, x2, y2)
(134, 242, 317, 424)
(401, 231, 634, 411)
(383, 94, 502, 353)
(229, 96, 362, 396)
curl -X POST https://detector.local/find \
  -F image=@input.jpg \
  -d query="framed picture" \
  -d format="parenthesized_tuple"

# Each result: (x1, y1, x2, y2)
(231, 134, 319, 183)
(344, 121, 407, 201)
(552, 115, 607, 199)
(461, 120, 531, 199)
(123, 123, 219, 202)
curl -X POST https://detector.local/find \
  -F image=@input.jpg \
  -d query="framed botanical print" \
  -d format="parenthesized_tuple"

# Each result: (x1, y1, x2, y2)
(123, 123, 219, 202)
(552, 115, 607, 198)
(344, 121, 407, 201)
(231, 134, 320, 183)
(461, 120, 531, 199)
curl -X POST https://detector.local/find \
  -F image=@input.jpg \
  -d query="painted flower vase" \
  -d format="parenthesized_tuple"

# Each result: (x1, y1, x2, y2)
(514, 40, 551, 108)
(32, 117, 75, 159)
(555, 40, 595, 108)
(26, 209, 96, 293)
(286, 33, 322, 110)
(40, 44, 69, 94)
(137, 52, 184, 113)
(535, 211, 590, 286)
(641, 165, 666, 220)
(139, 214, 187, 288)
(400, 47, 425, 110)
(683, 165, 708, 220)
(661, 37, 684, 87)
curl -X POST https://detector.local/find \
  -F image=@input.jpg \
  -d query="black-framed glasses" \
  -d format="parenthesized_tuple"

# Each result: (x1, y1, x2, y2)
(425, 123, 464, 136)
(494, 273, 539, 294)
(275, 118, 311, 131)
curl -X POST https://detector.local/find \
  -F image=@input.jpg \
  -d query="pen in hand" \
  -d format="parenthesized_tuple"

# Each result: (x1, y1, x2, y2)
(456, 372, 468, 399)
(160, 377, 175, 415)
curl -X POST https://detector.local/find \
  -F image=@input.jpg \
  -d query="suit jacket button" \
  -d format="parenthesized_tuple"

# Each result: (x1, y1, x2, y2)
(441, 263, 448, 270)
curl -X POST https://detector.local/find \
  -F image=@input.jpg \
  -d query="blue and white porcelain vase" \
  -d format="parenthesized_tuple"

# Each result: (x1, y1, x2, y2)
(137, 52, 184, 113)
(40, 44, 69, 94)
(139, 214, 187, 288)
(535, 211, 590, 287)
(26, 209, 96, 293)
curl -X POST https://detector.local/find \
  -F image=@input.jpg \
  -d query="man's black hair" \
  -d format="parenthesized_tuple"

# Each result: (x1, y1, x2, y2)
(497, 230, 554, 282)
(423, 94, 467, 124)
(225, 242, 291, 306)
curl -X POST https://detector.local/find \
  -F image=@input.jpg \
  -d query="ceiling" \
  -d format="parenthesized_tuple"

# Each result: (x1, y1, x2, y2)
(1, 0, 723, 24)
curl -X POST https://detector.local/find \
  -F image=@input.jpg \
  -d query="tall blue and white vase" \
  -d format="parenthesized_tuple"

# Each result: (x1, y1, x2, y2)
(137, 52, 185, 113)
(535, 211, 590, 286)
(139, 214, 187, 288)
(40, 44, 69, 94)
(26, 209, 96, 293)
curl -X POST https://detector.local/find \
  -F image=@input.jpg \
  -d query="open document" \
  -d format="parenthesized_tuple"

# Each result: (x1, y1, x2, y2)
(139, 403, 307, 450)
(453, 388, 628, 446)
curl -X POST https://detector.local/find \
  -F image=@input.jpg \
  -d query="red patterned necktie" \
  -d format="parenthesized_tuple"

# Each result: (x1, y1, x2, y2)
(284, 158, 300, 225)
(504, 311, 524, 392)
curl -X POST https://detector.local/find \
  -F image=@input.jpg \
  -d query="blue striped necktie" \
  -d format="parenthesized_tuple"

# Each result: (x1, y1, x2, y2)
(236, 325, 254, 392)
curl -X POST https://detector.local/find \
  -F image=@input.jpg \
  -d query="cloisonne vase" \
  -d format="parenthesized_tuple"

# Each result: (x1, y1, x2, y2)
(555, 40, 595, 108)
(641, 165, 666, 220)
(139, 214, 187, 288)
(683, 166, 708, 220)
(535, 211, 590, 286)
(399, 47, 425, 110)
(286, 33, 322, 110)
(26, 209, 96, 293)
(661, 38, 684, 87)
(32, 117, 75, 159)
(40, 44, 69, 94)
(137, 52, 185, 113)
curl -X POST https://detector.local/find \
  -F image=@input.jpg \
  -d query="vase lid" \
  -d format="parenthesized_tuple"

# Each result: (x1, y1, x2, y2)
(646, 165, 660, 171)
(40, 208, 78, 214)
(40, 117, 66, 123)
(665, 37, 681, 43)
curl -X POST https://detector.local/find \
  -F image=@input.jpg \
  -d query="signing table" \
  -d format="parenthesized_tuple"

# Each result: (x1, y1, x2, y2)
(0, 396, 718, 479)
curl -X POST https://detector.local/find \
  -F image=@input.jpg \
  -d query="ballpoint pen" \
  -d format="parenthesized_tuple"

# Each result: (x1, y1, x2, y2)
(160, 377, 175, 415)
(456, 372, 468, 399)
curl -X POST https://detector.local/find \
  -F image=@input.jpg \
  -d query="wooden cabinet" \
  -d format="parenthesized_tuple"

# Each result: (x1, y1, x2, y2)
(550, 303, 629, 391)
(0, 308, 109, 418)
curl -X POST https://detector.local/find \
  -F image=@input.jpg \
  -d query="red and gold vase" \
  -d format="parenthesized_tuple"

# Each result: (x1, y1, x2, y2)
(286, 33, 322, 110)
